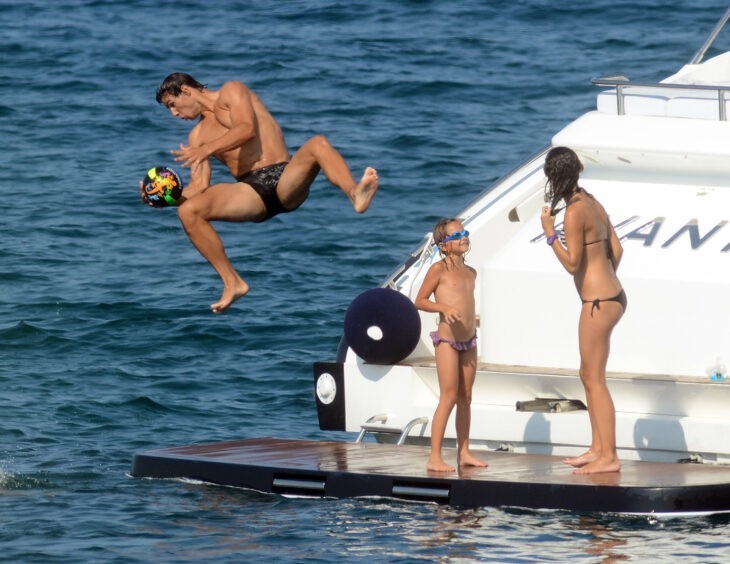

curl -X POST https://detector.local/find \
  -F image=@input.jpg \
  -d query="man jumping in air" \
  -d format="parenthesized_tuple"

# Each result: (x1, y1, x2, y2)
(150, 73, 379, 313)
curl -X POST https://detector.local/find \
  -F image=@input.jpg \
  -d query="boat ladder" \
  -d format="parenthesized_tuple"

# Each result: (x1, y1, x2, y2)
(356, 414, 429, 445)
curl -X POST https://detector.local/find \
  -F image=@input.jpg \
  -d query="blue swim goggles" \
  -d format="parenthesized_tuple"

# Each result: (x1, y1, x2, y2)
(441, 229, 470, 244)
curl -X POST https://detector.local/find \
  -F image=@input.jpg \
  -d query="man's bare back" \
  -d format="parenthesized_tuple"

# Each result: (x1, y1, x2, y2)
(153, 73, 379, 313)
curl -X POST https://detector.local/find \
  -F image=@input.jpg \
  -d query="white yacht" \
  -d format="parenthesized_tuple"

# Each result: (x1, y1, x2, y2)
(314, 9, 730, 466)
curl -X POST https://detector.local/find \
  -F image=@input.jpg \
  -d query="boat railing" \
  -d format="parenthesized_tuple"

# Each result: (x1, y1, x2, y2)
(591, 75, 730, 120)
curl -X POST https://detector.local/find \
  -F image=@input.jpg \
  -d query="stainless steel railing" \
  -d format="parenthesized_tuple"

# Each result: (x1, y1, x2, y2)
(591, 76, 730, 121)
(592, 9, 730, 121)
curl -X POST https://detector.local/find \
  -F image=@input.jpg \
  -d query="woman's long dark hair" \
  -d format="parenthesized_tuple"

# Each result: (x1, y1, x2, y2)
(543, 146, 583, 213)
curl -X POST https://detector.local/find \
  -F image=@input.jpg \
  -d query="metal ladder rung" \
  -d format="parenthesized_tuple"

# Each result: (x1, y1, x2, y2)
(360, 424, 405, 434)
(356, 414, 429, 445)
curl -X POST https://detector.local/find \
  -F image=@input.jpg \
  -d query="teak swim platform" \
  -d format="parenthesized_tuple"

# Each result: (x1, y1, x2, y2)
(131, 437, 730, 515)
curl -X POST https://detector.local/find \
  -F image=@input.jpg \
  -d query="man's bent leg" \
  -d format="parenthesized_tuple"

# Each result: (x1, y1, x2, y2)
(177, 184, 259, 313)
(277, 135, 379, 213)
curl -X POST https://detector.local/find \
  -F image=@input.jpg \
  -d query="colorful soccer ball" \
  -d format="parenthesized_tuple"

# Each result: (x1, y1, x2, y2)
(141, 166, 183, 207)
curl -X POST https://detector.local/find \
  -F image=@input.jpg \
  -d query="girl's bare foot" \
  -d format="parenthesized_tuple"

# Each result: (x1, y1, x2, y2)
(573, 457, 621, 475)
(211, 280, 250, 314)
(563, 450, 597, 468)
(459, 451, 488, 468)
(427, 456, 455, 473)
(352, 167, 379, 213)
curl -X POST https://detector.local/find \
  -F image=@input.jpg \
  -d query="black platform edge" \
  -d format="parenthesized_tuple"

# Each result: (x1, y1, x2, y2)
(131, 439, 730, 515)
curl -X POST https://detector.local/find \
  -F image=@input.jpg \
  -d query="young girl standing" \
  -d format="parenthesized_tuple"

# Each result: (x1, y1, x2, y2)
(415, 218, 488, 472)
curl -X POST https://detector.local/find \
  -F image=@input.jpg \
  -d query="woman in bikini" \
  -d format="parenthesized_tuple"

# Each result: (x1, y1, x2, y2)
(415, 218, 488, 472)
(540, 147, 626, 475)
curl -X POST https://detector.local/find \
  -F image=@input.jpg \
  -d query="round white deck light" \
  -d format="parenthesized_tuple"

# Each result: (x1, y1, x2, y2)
(366, 325, 383, 341)
(316, 372, 337, 405)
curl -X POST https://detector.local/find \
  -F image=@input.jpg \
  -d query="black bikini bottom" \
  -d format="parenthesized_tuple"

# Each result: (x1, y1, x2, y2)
(581, 289, 627, 317)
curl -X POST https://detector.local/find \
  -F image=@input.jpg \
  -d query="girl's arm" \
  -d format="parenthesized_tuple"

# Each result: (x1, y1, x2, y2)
(414, 264, 441, 313)
(542, 205, 584, 275)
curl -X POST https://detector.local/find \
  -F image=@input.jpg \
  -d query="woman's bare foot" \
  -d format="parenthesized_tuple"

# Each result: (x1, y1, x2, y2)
(427, 456, 455, 473)
(352, 167, 379, 213)
(573, 457, 621, 475)
(459, 451, 489, 468)
(563, 450, 597, 468)
(211, 279, 250, 314)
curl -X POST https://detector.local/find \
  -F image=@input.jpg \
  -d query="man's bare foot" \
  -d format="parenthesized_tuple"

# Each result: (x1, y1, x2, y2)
(352, 167, 379, 213)
(211, 280, 250, 314)
(563, 450, 597, 468)
(427, 457, 455, 472)
(459, 451, 488, 468)
(573, 457, 621, 475)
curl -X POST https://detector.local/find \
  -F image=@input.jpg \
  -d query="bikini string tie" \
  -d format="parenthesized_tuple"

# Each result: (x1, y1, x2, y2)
(590, 299, 600, 317)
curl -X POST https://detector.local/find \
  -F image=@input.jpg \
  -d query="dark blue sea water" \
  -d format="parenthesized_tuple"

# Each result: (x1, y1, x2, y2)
(3, 0, 730, 561)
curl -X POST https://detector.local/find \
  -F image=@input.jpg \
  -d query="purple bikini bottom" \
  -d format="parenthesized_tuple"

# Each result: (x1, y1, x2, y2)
(430, 331, 477, 352)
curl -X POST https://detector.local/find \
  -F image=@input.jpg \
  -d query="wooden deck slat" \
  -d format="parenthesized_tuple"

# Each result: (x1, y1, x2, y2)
(131, 437, 730, 514)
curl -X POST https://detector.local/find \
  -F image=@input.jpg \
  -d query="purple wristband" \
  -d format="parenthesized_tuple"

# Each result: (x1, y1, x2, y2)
(546, 233, 559, 245)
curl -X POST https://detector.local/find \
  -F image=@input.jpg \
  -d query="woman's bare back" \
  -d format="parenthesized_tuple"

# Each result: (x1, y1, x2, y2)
(570, 192, 622, 300)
